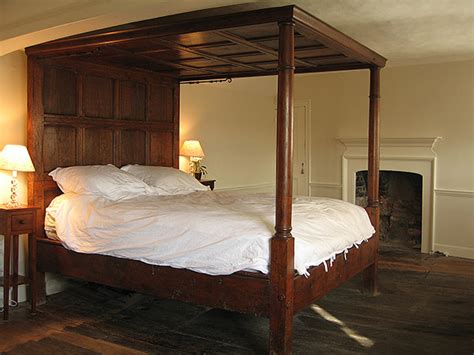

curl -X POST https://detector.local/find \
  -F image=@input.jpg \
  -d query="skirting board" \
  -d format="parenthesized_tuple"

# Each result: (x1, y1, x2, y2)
(309, 182, 342, 199)
(217, 181, 346, 198)
(434, 188, 474, 259)
(216, 182, 274, 193)
(433, 244, 474, 259)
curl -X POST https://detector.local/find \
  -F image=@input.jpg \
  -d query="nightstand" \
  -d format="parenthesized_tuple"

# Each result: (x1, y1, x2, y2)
(200, 179, 216, 191)
(0, 205, 39, 320)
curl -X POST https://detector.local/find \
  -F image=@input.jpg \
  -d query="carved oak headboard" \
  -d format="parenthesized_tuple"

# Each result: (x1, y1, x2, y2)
(27, 57, 180, 237)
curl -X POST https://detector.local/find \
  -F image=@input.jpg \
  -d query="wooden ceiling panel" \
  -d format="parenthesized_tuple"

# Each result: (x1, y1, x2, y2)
(104, 55, 177, 73)
(224, 23, 279, 40)
(163, 32, 227, 47)
(252, 62, 278, 70)
(199, 43, 250, 56)
(252, 38, 278, 51)
(296, 47, 338, 58)
(294, 35, 324, 49)
(304, 55, 355, 66)
(235, 53, 276, 64)
(177, 58, 229, 68)
(27, 5, 386, 80)
(112, 39, 168, 53)
(145, 49, 198, 61)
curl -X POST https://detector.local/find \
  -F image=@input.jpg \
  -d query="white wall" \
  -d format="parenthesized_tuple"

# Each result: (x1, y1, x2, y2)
(181, 60, 474, 259)
(0, 51, 29, 303)
(180, 79, 276, 192)
(293, 60, 474, 258)
(0, 47, 473, 306)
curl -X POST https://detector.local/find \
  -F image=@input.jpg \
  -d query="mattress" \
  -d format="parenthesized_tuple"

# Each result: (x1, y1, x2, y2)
(45, 191, 375, 276)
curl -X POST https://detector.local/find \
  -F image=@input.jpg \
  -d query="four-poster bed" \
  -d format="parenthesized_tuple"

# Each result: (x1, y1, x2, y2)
(25, 5, 385, 354)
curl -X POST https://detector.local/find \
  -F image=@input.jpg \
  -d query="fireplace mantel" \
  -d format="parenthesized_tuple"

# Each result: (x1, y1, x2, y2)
(338, 136, 442, 254)
(338, 137, 442, 149)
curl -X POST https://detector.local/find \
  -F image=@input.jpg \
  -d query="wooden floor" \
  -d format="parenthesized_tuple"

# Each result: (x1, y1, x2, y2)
(1, 246, 473, 354)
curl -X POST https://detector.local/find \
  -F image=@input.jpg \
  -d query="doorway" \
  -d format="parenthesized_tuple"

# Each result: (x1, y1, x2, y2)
(292, 100, 310, 196)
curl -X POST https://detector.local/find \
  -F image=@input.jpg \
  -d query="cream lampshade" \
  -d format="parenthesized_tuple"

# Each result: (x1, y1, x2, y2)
(180, 140, 205, 161)
(180, 140, 206, 178)
(0, 144, 35, 208)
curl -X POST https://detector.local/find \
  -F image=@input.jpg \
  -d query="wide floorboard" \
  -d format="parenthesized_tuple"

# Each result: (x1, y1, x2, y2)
(1, 247, 473, 354)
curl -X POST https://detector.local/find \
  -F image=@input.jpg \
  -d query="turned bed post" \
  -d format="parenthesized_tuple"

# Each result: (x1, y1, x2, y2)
(270, 21, 295, 354)
(364, 66, 381, 295)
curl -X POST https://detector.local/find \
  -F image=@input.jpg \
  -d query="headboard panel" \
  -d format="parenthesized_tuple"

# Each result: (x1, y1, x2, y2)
(27, 57, 180, 237)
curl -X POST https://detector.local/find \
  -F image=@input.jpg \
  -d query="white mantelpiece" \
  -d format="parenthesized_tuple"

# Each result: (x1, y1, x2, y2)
(338, 137, 442, 254)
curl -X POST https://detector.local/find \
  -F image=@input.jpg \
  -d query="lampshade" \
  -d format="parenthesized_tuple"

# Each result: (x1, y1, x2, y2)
(0, 144, 35, 172)
(180, 140, 205, 158)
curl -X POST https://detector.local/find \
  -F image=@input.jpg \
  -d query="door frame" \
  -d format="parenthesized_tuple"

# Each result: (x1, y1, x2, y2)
(294, 99, 311, 196)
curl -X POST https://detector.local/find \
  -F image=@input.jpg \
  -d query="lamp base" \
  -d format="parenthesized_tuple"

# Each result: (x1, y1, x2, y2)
(5, 170, 21, 208)
(5, 200, 24, 209)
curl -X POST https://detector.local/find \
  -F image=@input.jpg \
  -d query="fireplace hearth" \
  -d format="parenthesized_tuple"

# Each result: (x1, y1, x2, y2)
(339, 137, 441, 253)
(356, 171, 422, 249)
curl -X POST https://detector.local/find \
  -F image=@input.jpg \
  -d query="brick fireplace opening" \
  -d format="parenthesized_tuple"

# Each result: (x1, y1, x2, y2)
(339, 137, 441, 254)
(356, 171, 422, 249)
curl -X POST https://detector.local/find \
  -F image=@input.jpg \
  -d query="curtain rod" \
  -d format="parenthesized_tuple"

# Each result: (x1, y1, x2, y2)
(181, 77, 232, 85)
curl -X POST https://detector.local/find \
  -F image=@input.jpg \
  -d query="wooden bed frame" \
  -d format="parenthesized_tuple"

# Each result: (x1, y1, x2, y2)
(25, 5, 385, 354)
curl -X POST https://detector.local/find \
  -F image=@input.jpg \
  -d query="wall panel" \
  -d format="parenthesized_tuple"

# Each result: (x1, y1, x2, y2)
(42, 125, 77, 171)
(28, 57, 179, 238)
(149, 84, 173, 121)
(83, 128, 114, 165)
(119, 80, 146, 121)
(121, 129, 146, 166)
(43, 66, 76, 115)
(83, 75, 114, 118)
(150, 131, 174, 167)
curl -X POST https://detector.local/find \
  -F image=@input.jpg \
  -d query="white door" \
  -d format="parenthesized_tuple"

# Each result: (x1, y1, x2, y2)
(293, 103, 310, 196)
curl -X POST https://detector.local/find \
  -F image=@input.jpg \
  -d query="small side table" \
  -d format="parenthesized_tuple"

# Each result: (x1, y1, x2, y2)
(0, 205, 39, 320)
(200, 179, 216, 191)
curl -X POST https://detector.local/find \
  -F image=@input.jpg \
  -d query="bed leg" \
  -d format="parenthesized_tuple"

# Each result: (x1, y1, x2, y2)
(34, 271, 47, 307)
(269, 310, 293, 355)
(363, 262, 378, 296)
(363, 206, 380, 296)
(364, 66, 381, 297)
(269, 236, 295, 355)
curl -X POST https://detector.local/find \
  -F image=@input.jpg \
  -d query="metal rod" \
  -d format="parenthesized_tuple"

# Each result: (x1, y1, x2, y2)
(181, 77, 232, 85)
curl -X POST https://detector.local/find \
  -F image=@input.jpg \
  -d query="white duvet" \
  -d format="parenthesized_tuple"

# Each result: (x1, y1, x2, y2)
(45, 192, 375, 276)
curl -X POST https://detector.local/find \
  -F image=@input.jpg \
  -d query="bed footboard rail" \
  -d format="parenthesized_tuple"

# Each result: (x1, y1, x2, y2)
(36, 239, 271, 316)
(293, 235, 377, 312)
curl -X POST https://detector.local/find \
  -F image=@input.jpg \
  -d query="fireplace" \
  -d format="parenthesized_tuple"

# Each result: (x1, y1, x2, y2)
(338, 137, 441, 254)
(356, 170, 422, 249)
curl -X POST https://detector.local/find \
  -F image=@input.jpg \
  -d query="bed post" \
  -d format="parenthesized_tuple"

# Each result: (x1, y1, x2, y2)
(270, 21, 295, 355)
(364, 66, 381, 295)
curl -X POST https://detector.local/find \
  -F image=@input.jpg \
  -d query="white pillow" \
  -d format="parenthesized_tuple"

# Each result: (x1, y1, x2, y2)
(121, 165, 209, 195)
(49, 165, 153, 201)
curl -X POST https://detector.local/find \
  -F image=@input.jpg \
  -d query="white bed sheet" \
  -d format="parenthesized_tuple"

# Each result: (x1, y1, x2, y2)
(45, 192, 375, 276)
